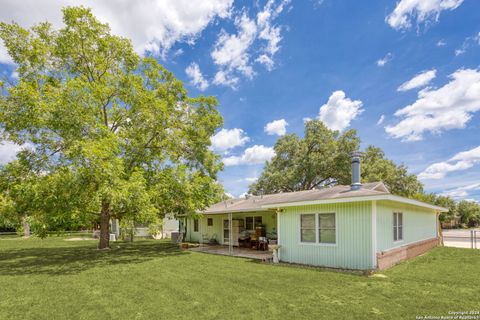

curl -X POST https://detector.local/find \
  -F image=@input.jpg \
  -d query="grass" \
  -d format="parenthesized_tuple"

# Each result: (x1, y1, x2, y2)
(0, 237, 479, 320)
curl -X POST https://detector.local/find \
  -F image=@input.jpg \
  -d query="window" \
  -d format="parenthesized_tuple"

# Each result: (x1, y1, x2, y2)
(207, 218, 213, 226)
(245, 216, 262, 230)
(393, 212, 403, 241)
(318, 213, 336, 244)
(300, 213, 336, 244)
(300, 214, 316, 243)
(194, 219, 199, 232)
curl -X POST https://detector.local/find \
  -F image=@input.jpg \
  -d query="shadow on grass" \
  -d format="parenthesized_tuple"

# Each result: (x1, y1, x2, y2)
(0, 240, 188, 276)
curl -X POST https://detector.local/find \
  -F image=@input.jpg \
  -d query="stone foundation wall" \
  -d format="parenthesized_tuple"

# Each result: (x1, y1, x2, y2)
(376, 237, 439, 270)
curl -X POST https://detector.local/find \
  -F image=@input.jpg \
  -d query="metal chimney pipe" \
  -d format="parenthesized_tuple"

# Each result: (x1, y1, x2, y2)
(351, 151, 362, 190)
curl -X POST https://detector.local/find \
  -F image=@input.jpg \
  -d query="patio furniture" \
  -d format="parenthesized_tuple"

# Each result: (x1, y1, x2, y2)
(257, 236, 268, 251)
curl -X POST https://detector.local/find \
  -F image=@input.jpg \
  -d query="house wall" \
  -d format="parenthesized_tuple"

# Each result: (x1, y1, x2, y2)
(278, 202, 373, 270)
(376, 200, 438, 252)
(186, 211, 277, 244)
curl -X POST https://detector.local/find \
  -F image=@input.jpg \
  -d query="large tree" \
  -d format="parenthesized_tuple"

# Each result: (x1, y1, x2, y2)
(249, 120, 423, 197)
(0, 7, 223, 248)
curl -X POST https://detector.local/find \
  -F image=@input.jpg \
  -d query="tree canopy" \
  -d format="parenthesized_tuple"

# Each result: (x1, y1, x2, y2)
(249, 120, 423, 197)
(0, 7, 224, 248)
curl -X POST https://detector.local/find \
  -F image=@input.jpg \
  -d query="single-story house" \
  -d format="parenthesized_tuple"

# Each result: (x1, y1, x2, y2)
(183, 153, 448, 270)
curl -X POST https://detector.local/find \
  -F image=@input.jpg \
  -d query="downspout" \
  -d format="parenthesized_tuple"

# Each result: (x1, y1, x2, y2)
(437, 211, 444, 246)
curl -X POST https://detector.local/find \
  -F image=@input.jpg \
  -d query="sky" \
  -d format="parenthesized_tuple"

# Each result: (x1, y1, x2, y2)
(0, 0, 479, 202)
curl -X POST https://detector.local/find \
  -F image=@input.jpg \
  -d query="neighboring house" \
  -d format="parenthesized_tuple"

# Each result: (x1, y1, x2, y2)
(184, 154, 448, 270)
(110, 214, 179, 239)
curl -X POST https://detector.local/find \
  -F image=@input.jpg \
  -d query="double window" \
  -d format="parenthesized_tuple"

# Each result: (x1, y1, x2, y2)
(245, 216, 262, 230)
(393, 212, 403, 241)
(300, 213, 336, 244)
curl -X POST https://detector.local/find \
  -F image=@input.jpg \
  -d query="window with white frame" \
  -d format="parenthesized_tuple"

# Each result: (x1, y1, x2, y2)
(245, 216, 262, 230)
(318, 213, 336, 244)
(393, 212, 403, 241)
(300, 213, 336, 244)
(193, 219, 199, 232)
(300, 214, 316, 243)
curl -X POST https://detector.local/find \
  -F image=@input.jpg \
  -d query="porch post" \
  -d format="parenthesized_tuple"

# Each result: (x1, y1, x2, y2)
(276, 209, 281, 261)
(199, 217, 203, 246)
(229, 212, 233, 255)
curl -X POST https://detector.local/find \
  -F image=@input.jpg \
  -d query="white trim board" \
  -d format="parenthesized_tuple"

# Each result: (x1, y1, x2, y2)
(261, 194, 448, 212)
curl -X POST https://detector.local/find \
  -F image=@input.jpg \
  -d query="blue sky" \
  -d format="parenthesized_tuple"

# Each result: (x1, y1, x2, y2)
(1, 0, 479, 201)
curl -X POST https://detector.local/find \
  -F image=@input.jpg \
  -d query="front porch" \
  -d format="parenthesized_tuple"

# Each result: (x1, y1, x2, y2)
(189, 244, 273, 260)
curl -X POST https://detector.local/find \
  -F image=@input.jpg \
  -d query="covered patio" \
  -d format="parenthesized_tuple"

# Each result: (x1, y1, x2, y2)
(188, 244, 273, 261)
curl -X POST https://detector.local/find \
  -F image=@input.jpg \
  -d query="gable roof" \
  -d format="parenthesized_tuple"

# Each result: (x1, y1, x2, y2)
(202, 181, 448, 214)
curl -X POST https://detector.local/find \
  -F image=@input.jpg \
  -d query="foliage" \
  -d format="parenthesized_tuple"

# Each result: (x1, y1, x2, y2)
(249, 120, 423, 197)
(0, 7, 223, 247)
(148, 217, 164, 237)
(249, 120, 359, 193)
(457, 200, 480, 227)
(361, 146, 423, 197)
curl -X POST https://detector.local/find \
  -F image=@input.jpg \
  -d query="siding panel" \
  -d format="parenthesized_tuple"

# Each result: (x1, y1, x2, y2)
(279, 202, 373, 270)
(376, 200, 437, 252)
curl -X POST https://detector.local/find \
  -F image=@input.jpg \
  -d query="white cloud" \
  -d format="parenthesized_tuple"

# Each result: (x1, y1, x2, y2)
(264, 119, 288, 136)
(237, 177, 258, 183)
(0, 140, 25, 164)
(377, 115, 385, 125)
(0, 0, 233, 64)
(185, 62, 209, 91)
(377, 53, 393, 67)
(386, 68, 480, 141)
(442, 183, 480, 199)
(318, 91, 363, 131)
(223, 145, 275, 166)
(454, 32, 480, 57)
(397, 69, 437, 92)
(386, 0, 464, 31)
(419, 146, 480, 180)
(303, 117, 313, 123)
(224, 192, 235, 199)
(436, 39, 447, 46)
(211, 128, 250, 153)
(211, 12, 257, 84)
(211, 0, 289, 87)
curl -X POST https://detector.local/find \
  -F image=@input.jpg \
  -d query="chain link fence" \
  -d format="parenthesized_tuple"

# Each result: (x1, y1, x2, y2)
(443, 229, 480, 249)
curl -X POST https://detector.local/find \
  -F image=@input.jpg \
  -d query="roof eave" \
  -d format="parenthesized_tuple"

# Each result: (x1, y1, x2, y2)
(201, 207, 270, 215)
(261, 194, 449, 212)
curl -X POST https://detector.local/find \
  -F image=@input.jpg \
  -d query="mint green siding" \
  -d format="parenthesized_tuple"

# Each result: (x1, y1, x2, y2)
(376, 200, 437, 252)
(186, 211, 277, 244)
(279, 202, 373, 270)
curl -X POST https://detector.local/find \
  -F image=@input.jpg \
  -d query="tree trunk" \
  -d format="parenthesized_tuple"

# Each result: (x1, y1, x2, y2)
(98, 200, 110, 249)
(22, 215, 30, 237)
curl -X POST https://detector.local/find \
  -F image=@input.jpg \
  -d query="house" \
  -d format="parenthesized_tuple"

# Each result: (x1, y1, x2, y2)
(109, 214, 179, 240)
(183, 153, 448, 270)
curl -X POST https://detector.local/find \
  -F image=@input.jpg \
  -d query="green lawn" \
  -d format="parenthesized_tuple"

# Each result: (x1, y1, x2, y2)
(0, 237, 479, 320)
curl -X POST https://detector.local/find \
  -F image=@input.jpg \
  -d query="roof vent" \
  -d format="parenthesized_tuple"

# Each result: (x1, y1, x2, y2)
(351, 151, 363, 191)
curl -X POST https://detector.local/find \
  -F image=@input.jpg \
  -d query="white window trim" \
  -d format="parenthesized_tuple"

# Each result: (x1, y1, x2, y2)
(298, 212, 337, 247)
(393, 212, 404, 243)
(245, 215, 263, 231)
